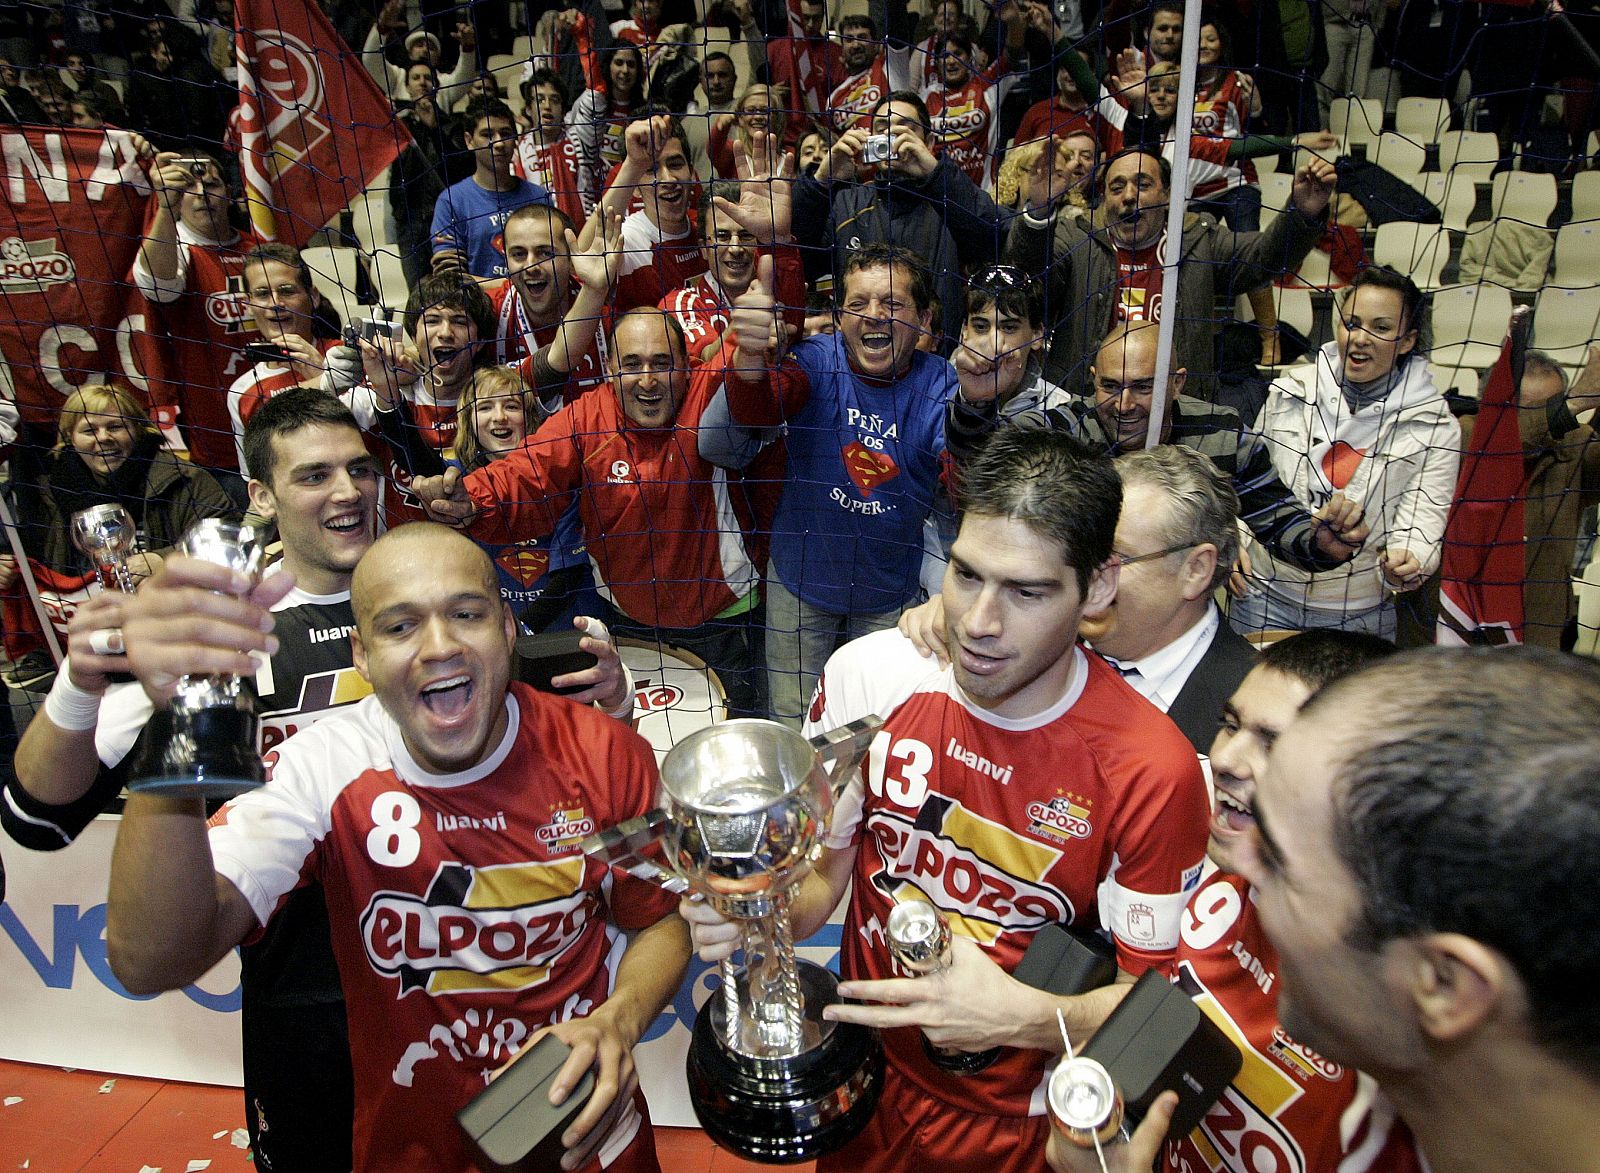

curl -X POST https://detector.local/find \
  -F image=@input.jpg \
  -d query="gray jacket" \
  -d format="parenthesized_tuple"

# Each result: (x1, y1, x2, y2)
(1006, 203, 1326, 398)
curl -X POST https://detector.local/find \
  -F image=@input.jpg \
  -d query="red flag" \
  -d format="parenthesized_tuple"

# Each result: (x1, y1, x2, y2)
(234, 0, 410, 249)
(1436, 312, 1529, 646)
(0, 127, 164, 431)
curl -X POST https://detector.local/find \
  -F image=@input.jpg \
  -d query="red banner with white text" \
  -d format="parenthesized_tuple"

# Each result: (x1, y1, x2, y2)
(0, 127, 166, 432)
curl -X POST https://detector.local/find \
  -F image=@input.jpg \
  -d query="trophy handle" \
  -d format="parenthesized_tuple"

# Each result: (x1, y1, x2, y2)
(579, 809, 691, 895)
(808, 715, 884, 800)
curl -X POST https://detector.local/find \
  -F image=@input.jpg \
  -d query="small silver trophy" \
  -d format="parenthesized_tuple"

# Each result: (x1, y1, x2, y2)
(129, 519, 269, 797)
(70, 504, 139, 594)
(583, 717, 885, 1163)
(886, 899, 1000, 1075)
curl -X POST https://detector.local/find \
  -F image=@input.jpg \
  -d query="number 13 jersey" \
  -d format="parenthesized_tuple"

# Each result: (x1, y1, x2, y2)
(807, 628, 1209, 1118)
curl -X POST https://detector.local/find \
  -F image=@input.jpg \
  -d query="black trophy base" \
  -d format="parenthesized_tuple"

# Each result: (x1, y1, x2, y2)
(687, 961, 884, 1164)
(129, 706, 265, 798)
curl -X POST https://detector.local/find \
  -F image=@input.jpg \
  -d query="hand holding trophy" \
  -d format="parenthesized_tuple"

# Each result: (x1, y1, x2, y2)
(129, 519, 270, 797)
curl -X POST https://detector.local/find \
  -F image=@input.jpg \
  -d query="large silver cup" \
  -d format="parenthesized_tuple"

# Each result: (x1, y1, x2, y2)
(583, 717, 884, 1163)
(129, 519, 269, 797)
(70, 504, 139, 594)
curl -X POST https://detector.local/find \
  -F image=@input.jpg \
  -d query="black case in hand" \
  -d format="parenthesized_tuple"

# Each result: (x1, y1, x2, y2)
(1080, 970, 1243, 1141)
(1012, 924, 1119, 996)
(457, 1034, 596, 1173)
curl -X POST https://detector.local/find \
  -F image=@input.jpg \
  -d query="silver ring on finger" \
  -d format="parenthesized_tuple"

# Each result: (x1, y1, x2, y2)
(88, 627, 125, 656)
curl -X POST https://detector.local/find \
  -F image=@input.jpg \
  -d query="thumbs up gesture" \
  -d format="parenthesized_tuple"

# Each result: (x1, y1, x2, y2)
(729, 254, 784, 375)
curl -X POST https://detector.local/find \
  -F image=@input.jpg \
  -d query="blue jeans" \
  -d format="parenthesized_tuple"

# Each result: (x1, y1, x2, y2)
(1228, 586, 1397, 643)
(763, 565, 901, 727)
(1191, 183, 1263, 232)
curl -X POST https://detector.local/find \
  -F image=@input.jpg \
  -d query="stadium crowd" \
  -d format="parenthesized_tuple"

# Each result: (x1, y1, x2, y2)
(1, 0, 1600, 1171)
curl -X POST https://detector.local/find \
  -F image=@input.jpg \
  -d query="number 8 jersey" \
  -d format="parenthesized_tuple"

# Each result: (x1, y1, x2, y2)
(807, 628, 1209, 1118)
(208, 682, 676, 1173)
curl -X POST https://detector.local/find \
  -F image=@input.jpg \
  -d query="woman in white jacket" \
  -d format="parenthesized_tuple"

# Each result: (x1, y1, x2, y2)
(1231, 266, 1461, 640)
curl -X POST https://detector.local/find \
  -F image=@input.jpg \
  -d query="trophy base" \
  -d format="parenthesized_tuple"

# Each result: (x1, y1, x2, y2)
(687, 961, 884, 1164)
(129, 707, 265, 799)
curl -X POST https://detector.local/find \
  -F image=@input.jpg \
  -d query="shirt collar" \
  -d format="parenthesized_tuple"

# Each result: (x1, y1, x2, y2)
(1098, 603, 1219, 711)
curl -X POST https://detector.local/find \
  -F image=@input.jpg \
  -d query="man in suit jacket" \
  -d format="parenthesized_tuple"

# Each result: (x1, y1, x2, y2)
(1091, 445, 1258, 754)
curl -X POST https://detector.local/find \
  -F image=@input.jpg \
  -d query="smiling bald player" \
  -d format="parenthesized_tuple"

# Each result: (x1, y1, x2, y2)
(106, 524, 689, 1173)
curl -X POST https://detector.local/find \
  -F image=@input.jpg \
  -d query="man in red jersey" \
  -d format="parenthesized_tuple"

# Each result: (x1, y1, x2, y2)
(828, 12, 912, 132)
(133, 150, 262, 481)
(1048, 631, 1419, 1172)
(481, 202, 607, 396)
(684, 428, 1209, 1173)
(106, 524, 688, 1173)
(659, 166, 805, 364)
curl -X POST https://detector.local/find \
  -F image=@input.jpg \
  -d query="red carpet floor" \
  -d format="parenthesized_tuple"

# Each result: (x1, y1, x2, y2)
(0, 1058, 806, 1172)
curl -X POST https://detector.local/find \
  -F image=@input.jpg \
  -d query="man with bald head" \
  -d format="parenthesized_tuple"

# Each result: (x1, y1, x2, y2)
(413, 306, 768, 715)
(950, 320, 1370, 577)
(107, 525, 689, 1173)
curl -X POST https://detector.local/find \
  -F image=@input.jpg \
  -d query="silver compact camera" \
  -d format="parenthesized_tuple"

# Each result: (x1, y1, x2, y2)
(863, 133, 893, 164)
(342, 314, 396, 348)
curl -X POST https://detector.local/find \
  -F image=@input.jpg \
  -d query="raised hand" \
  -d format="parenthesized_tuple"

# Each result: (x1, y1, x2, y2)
(566, 207, 624, 294)
(727, 255, 784, 370)
(623, 114, 677, 169)
(719, 135, 794, 244)
(890, 126, 938, 179)
(1111, 47, 1146, 96)
(819, 127, 867, 183)
(1291, 155, 1338, 218)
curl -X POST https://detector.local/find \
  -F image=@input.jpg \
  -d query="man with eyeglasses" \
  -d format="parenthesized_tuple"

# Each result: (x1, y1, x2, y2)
(660, 180, 806, 364)
(949, 320, 1370, 585)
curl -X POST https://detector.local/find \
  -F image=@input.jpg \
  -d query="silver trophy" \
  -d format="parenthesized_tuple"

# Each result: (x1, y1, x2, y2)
(583, 717, 885, 1163)
(70, 504, 139, 594)
(886, 899, 1000, 1074)
(129, 519, 269, 798)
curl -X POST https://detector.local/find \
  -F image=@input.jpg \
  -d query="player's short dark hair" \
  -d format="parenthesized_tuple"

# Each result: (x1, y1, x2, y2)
(1303, 646, 1600, 1082)
(839, 243, 933, 315)
(1258, 630, 1397, 693)
(405, 272, 496, 357)
(243, 388, 362, 486)
(957, 429, 1120, 595)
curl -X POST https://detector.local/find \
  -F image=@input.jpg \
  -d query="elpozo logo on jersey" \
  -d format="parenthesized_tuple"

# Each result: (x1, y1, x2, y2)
(1025, 796, 1093, 843)
(0, 235, 75, 291)
(360, 858, 594, 995)
(535, 806, 596, 850)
